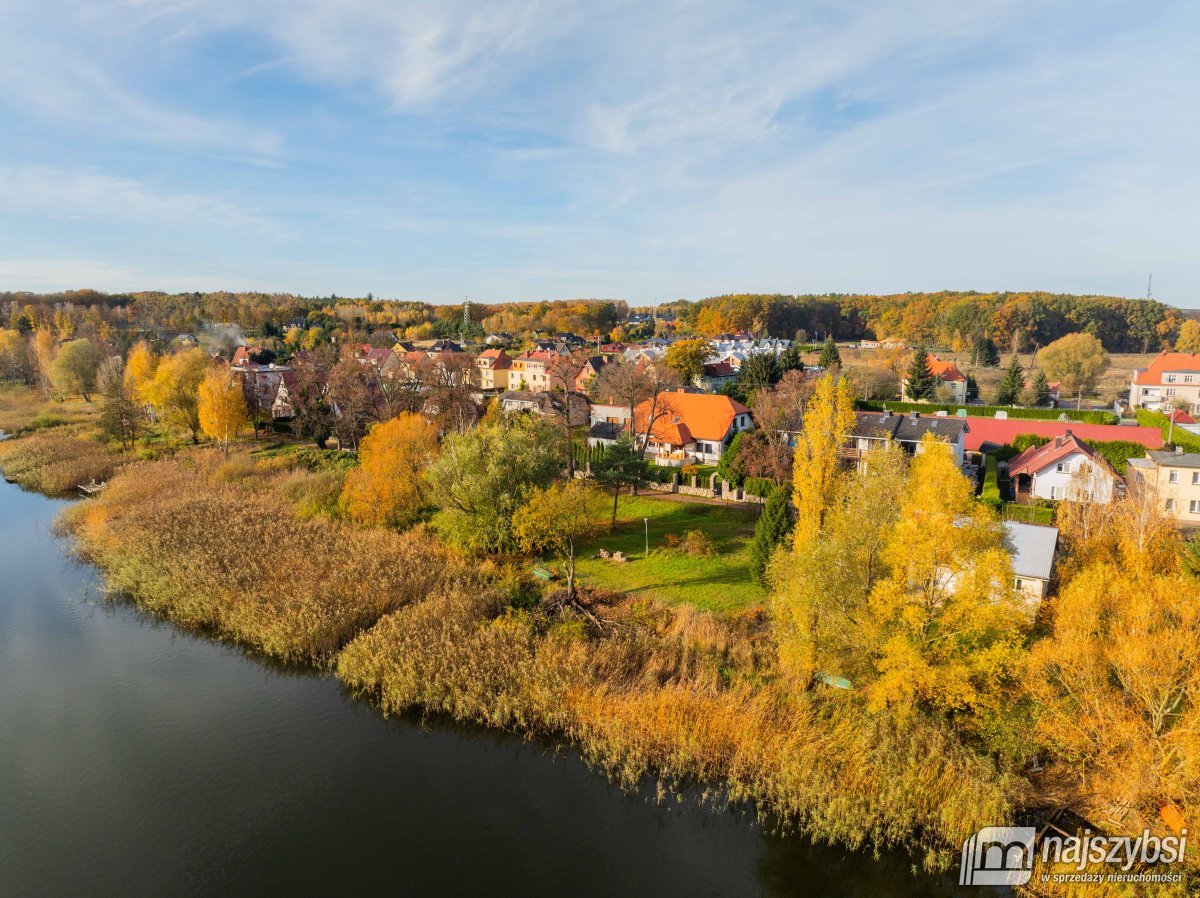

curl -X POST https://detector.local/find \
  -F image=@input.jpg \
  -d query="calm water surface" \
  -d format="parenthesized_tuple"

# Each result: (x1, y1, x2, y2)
(0, 479, 980, 897)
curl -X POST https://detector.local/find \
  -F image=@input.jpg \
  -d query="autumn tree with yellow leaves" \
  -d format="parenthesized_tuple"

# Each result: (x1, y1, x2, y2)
(340, 413, 439, 527)
(774, 435, 1028, 740)
(512, 479, 608, 601)
(124, 340, 159, 407)
(862, 437, 1027, 727)
(145, 349, 209, 443)
(1027, 565, 1200, 818)
(791, 372, 855, 550)
(198, 365, 248, 452)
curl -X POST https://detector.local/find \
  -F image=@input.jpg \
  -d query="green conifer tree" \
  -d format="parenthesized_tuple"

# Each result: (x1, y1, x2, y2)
(905, 347, 936, 401)
(750, 486, 794, 585)
(994, 355, 1025, 405)
(817, 336, 841, 370)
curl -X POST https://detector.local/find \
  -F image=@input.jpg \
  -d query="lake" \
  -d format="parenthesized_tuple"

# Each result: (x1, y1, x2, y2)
(0, 478, 979, 897)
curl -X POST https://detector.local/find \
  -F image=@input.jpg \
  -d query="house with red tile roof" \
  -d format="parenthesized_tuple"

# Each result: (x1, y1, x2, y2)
(962, 416, 1161, 453)
(697, 361, 738, 392)
(902, 355, 967, 403)
(631, 390, 753, 465)
(1007, 432, 1119, 503)
(475, 349, 513, 391)
(1129, 352, 1200, 414)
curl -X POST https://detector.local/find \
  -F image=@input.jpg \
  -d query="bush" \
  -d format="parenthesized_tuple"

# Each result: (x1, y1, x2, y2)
(1136, 410, 1200, 454)
(979, 455, 1001, 511)
(716, 432, 747, 486)
(278, 469, 346, 519)
(254, 444, 358, 472)
(680, 529, 715, 557)
(743, 477, 776, 498)
(1090, 439, 1153, 476)
(992, 433, 1049, 461)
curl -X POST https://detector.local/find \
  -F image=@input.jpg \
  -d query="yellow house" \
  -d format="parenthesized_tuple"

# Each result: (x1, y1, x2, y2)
(475, 349, 513, 391)
(1127, 450, 1200, 527)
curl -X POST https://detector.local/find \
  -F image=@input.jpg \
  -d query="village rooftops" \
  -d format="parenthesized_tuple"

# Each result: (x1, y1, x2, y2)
(851, 410, 969, 443)
(702, 361, 737, 378)
(477, 348, 513, 368)
(633, 391, 751, 443)
(926, 357, 966, 382)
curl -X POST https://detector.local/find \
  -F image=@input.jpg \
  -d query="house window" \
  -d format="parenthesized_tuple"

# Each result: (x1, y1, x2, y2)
(1167, 374, 1177, 383)
(1050, 486, 1062, 500)
(1167, 389, 1176, 397)
(1169, 470, 1180, 483)
(1191, 501, 1200, 515)
(1055, 462, 1066, 473)
(1166, 498, 1176, 511)
(1187, 375, 1194, 383)
(1193, 472, 1200, 485)
(1014, 578, 1024, 590)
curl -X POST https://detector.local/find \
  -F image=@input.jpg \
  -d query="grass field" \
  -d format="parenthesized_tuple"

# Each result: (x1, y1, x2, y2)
(573, 493, 764, 614)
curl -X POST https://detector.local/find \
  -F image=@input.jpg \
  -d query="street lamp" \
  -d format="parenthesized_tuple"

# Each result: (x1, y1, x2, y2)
(644, 517, 649, 557)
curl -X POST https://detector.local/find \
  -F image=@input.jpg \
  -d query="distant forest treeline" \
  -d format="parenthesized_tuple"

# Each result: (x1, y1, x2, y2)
(0, 288, 1186, 353)
(672, 291, 1185, 353)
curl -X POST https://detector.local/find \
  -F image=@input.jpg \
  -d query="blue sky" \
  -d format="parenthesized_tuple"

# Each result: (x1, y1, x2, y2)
(1, 0, 1197, 306)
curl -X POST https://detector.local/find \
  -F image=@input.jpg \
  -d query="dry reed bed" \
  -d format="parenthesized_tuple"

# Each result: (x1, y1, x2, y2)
(338, 589, 1017, 869)
(0, 428, 127, 494)
(55, 450, 1018, 871)
(58, 453, 457, 662)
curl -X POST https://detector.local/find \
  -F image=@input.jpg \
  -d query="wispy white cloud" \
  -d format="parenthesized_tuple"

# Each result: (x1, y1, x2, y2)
(0, 0, 282, 159)
(0, 0, 1197, 302)
(0, 165, 290, 238)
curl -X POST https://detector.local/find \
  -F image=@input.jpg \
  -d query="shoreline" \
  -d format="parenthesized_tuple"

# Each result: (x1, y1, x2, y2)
(22, 446, 1013, 878)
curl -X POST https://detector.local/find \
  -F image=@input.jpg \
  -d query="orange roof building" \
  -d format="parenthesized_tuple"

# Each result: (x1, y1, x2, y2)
(631, 391, 753, 466)
(927, 357, 966, 382)
(902, 355, 968, 402)
(1130, 352, 1200, 414)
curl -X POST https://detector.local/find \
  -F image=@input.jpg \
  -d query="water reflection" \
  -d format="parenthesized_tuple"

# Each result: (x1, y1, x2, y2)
(0, 479, 981, 897)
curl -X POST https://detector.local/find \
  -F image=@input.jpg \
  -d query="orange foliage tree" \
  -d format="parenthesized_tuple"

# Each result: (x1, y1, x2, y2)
(340, 413, 439, 526)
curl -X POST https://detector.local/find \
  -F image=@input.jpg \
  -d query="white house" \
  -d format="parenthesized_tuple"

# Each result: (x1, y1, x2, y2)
(1129, 352, 1200, 413)
(845, 411, 970, 467)
(632, 390, 753, 466)
(1006, 432, 1118, 503)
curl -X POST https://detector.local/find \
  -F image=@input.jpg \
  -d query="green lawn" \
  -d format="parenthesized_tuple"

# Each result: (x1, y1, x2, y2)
(573, 493, 764, 614)
(1002, 502, 1054, 525)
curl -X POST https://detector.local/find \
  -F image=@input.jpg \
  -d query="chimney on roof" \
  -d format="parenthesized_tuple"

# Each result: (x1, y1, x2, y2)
(909, 411, 919, 420)
(1178, 445, 1185, 455)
